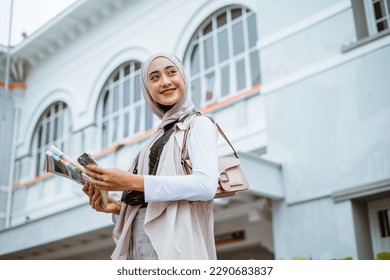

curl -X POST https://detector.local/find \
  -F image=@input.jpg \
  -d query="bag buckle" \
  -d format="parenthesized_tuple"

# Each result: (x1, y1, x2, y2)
(218, 171, 230, 183)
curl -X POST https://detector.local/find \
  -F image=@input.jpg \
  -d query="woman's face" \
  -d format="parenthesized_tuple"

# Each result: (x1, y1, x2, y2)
(147, 57, 185, 106)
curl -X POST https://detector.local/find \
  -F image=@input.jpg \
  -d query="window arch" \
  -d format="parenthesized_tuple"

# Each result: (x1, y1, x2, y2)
(184, 6, 260, 108)
(31, 101, 71, 176)
(99, 61, 154, 148)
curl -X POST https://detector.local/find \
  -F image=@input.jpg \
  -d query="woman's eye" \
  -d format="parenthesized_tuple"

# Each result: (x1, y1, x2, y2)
(150, 75, 159, 81)
(168, 70, 177, 75)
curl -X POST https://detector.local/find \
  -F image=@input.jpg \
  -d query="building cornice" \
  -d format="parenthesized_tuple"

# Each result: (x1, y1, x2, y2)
(10, 0, 133, 67)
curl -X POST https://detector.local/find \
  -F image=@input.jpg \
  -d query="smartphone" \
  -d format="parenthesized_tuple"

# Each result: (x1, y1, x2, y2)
(77, 152, 98, 167)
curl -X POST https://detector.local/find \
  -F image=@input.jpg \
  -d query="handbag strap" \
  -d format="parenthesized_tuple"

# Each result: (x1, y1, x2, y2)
(180, 111, 239, 165)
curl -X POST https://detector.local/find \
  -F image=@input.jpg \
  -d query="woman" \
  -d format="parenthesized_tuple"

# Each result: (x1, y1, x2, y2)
(83, 53, 218, 260)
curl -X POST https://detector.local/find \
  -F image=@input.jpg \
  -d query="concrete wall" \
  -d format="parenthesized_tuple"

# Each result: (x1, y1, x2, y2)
(260, 0, 390, 259)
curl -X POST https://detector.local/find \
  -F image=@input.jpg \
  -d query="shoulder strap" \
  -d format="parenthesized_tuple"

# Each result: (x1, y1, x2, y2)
(180, 111, 239, 165)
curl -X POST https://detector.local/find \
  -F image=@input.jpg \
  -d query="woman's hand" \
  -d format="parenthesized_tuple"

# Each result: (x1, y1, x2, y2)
(82, 182, 121, 214)
(84, 165, 144, 192)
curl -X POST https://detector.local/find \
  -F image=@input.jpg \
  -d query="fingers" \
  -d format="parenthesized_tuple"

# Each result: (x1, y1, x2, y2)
(88, 184, 95, 205)
(84, 169, 100, 180)
(86, 164, 103, 171)
(82, 183, 89, 195)
(83, 182, 107, 212)
(82, 182, 92, 202)
(86, 177, 110, 190)
(84, 166, 106, 183)
(85, 165, 104, 175)
(91, 189, 101, 209)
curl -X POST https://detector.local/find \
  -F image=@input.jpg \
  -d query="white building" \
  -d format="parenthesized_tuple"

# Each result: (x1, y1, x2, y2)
(0, 0, 389, 260)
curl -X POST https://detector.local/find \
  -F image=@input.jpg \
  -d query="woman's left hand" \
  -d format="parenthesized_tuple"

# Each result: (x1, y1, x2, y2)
(84, 165, 143, 192)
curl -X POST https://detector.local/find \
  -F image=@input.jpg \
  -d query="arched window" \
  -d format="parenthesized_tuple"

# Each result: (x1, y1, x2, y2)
(185, 6, 260, 108)
(100, 61, 154, 148)
(32, 101, 71, 176)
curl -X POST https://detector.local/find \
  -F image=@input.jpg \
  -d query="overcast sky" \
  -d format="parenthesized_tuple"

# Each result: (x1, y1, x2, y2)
(1, 0, 78, 46)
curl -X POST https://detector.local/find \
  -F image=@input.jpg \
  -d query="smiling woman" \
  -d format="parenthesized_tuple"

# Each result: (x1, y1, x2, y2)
(82, 53, 219, 260)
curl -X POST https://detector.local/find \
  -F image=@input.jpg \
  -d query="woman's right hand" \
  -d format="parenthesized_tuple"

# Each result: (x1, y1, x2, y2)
(82, 182, 121, 215)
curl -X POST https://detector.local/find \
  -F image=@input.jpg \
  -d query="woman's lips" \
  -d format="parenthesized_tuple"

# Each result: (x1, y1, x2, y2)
(160, 88, 176, 94)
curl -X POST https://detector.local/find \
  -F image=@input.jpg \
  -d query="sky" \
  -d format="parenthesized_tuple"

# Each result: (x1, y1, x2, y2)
(1, 0, 78, 46)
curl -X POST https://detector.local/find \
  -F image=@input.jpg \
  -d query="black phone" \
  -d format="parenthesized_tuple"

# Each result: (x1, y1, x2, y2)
(77, 152, 98, 167)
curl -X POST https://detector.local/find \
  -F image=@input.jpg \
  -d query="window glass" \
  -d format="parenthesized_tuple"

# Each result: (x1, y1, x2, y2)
(45, 120, 50, 145)
(134, 73, 141, 102)
(377, 19, 388, 31)
(134, 107, 141, 134)
(205, 72, 215, 102)
(231, 8, 242, 20)
(113, 85, 119, 111)
(123, 80, 130, 107)
(124, 65, 130, 76)
(221, 65, 230, 97)
(236, 59, 246, 91)
(388, 0, 390, 14)
(374, 0, 390, 31)
(369, 0, 390, 33)
(103, 91, 109, 117)
(377, 209, 390, 237)
(250, 50, 260, 86)
(217, 29, 229, 62)
(204, 37, 215, 69)
(204, 21, 213, 35)
(35, 126, 42, 175)
(247, 14, 258, 48)
(113, 71, 120, 82)
(112, 116, 119, 143)
(124, 112, 130, 138)
(102, 121, 108, 148)
(191, 44, 200, 75)
(232, 21, 245, 55)
(191, 78, 202, 108)
(145, 108, 153, 130)
(217, 12, 227, 27)
(374, 0, 385, 19)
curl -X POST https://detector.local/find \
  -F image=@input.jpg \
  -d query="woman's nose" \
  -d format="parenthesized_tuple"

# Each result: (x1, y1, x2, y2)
(160, 75, 171, 86)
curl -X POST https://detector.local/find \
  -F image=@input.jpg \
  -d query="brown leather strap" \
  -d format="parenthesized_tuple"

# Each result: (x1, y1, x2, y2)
(181, 111, 239, 166)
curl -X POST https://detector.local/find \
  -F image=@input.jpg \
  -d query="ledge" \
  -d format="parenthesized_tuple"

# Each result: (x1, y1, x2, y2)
(341, 29, 390, 53)
(239, 152, 284, 200)
(332, 178, 390, 202)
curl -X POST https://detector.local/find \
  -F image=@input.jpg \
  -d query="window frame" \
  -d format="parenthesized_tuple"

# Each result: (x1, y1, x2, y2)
(99, 61, 154, 149)
(184, 6, 260, 109)
(31, 101, 71, 177)
(368, 197, 390, 257)
(343, 0, 390, 52)
(364, 0, 390, 35)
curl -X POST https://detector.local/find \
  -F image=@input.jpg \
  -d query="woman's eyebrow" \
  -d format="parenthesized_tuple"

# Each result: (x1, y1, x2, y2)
(149, 65, 176, 77)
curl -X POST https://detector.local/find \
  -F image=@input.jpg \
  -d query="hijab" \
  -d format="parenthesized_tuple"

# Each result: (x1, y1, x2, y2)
(137, 53, 195, 175)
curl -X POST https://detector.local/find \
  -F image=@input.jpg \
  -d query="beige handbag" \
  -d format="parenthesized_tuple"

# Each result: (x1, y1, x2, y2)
(181, 113, 249, 198)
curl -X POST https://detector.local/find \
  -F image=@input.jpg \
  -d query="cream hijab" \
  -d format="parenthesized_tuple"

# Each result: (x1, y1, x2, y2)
(137, 53, 195, 175)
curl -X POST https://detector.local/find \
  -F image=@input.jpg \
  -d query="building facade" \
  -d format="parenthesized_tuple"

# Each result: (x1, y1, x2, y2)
(0, 0, 389, 260)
